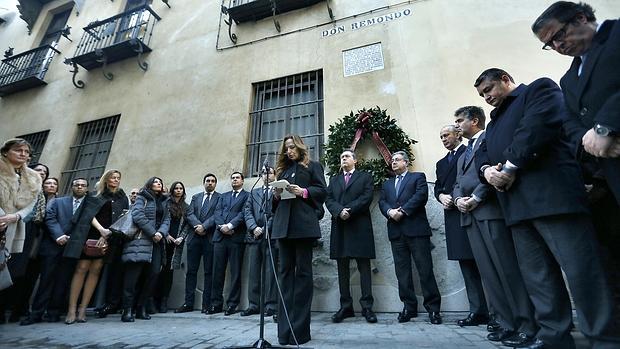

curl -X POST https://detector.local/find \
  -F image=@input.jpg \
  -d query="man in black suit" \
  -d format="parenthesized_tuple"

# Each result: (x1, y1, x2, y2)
(241, 167, 277, 317)
(532, 1, 620, 332)
(474, 68, 617, 348)
(379, 151, 442, 325)
(435, 125, 488, 327)
(325, 150, 377, 324)
(210, 171, 249, 315)
(452, 106, 538, 345)
(176, 174, 220, 314)
(21, 178, 88, 325)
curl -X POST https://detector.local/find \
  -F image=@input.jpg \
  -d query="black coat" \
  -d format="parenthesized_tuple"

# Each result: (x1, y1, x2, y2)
(475, 78, 589, 226)
(561, 19, 620, 204)
(325, 170, 376, 259)
(100, 189, 129, 263)
(122, 190, 170, 263)
(63, 195, 107, 259)
(435, 146, 474, 260)
(379, 171, 432, 241)
(272, 160, 327, 240)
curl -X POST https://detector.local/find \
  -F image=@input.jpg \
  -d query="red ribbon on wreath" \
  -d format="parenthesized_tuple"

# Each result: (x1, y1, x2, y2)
(350, 111, 393, 167)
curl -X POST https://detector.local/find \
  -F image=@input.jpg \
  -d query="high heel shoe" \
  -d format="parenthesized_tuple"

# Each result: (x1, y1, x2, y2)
(65, 309, 76, 325)
(77, 307, 87, 323)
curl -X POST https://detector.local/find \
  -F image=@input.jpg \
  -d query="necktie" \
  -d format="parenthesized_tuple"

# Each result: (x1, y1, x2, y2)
(395, 174, 403, 196)
(200, 193, 210, 217)
(344, 172, 351, 186)
(463, 138, 476, 165)
(232, 191, 238, 202)
(447, 150, 455, 163)
(72, 199, 80, 214)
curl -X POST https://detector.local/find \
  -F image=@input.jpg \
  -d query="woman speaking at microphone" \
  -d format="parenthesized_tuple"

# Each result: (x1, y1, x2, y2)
(272, 135, 326, 346)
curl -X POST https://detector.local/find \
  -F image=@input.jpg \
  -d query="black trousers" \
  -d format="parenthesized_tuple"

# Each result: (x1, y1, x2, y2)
(466, 218, 537, 336)
(277, 238, 313, 344)
(336, 257, 373, 311)
(30, 255, 76, 318)
(246, 239, 278, 311)
(122, 245, 162, 309)
(184, 235, 213, 308)
(155, 242, 175, 300)
(390, 235, 441, 313)
(458, 259, 488, 316)
(511, 214, 619, 348)
(211, 238, 244, 309)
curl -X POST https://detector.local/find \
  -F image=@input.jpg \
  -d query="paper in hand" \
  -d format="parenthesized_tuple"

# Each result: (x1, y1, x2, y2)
(271, 180, 296, 200)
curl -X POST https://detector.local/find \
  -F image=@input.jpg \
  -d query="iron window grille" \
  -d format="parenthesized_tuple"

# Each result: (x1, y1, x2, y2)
(60, 115, 120, 194)
(247, 70, 324, 177)
(17, 130, 50, 165)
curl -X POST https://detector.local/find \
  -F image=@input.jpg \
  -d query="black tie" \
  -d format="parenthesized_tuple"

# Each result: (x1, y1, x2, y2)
(447, 150, 455, 163)
(463, 138, 476, 165)
(200, 193, 210, 217)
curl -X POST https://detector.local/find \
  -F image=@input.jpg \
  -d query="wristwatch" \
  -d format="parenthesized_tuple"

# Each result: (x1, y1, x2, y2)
(593, 124, 617, 137)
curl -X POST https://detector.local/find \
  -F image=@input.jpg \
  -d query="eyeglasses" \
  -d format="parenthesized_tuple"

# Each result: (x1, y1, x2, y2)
(542, 21, 571, 50)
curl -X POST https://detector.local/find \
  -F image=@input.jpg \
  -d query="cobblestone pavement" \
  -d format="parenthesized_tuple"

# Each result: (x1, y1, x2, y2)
(0, 311, 590, 349)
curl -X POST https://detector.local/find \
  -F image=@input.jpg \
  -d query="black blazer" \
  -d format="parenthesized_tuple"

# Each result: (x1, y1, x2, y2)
(325, 170, 376, 259)
(186, 191, 220, 241)
(475, 78, 589, 226)
(213, 189, 248, 243)
(379, 171, 431, 241)
(272, 160, 327, 240)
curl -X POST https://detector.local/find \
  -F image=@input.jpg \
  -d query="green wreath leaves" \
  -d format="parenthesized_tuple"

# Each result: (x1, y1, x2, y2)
(324, 106, 417, 187)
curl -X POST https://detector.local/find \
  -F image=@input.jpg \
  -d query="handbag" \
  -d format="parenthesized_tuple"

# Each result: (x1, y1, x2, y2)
(83, 239, 108, 257)
(109, 210, 139, 239)
(0, 245, 13, 291)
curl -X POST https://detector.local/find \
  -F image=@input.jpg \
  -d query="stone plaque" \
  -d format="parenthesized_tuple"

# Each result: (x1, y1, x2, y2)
(342, 43, 384, 77)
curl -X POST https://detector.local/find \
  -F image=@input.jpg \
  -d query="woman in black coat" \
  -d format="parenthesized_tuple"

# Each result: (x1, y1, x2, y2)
(272, 135, 327, 346)
(121, 176, 170, 322)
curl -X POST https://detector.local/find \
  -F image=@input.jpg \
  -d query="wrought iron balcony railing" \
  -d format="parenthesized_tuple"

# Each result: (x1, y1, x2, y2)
(66, 4, 161, 87)
(0, 44, 60, 97)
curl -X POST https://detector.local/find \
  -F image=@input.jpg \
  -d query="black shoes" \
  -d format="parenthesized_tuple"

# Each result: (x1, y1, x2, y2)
(206, 305, 223, 314)
(96, 304, 120, 318)
(224, 306, 237, 316)
(19, 315, 42, 326)
(457, 312, 489, 327)
(487, 316, 501, 332)
(522, 338, 546, 349)
(361, 309, 377, 323)
(331, 308, 355, 323)
(121, 308, 134, 322)
(174, 303, 194, 313)
(487, 329, 515, 341)
(46, 313, 61, 323)
(264, 308, 276, 317)
(145, 298, 157, 315)
(501, 332, 536, 348)
(397, 308, 418, 323)
(158, 297, 168, 313)
(135, 306, 151, 320)
(240, 307, 259, 316)
(429, 312, 442, 324)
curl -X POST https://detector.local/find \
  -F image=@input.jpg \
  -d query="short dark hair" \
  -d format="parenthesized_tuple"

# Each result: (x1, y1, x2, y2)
(72, 177, 89, 186)
(392, 151, 409, 163)
(203, 173, 217, 183)
(474, 68, 515, 87)
(532, 1, 596, 34)
(1, 138, 32, 157)
(454, 106, 486, 129)
(231, 171, 244, 180)
(29, 163, 49, 180)
(341, 149, 356, 160)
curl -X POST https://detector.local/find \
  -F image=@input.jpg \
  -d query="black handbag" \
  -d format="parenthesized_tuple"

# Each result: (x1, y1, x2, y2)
(109, 210, 139, 239)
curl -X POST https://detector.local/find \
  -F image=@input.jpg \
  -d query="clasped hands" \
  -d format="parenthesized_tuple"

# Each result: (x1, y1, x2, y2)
(388, 207, 405, 222)
(218, 224, 235, 235)
(339, 208, 351, 220)
(582, 130, 620, 158)
(166, 234, 183, 245)
(484, 163, 516, 192)
(455, 197, 479, 213)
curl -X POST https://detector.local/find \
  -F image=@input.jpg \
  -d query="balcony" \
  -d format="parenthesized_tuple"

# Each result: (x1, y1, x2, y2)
(0, 44, 60, 97)
(225, 0, 325, 23)
(69, 5, 160, 76)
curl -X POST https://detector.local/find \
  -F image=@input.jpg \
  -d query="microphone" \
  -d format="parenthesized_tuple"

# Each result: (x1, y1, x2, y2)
(261, 157, 270, 175)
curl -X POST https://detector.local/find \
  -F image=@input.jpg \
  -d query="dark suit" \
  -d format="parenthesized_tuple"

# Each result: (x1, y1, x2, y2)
(435, 144, 487, 316)
(378, 172, 441, 313)
(453, 132, 537, 336)
(272, 160, 327, 345)
(184, 191, 220, 309)
(211, 189, 248, 309)
(30, 196, 79, 319)
(325, 170, 375, 311)
(476, 78, 616, 347)
(243, 186, 278, 312)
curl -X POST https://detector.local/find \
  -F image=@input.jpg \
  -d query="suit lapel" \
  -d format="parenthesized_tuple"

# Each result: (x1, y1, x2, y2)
(576, 21, 613, 98)
(396, 172, 410, 200)
(463, 133, 485, 171)
(345, 171, 360, 191)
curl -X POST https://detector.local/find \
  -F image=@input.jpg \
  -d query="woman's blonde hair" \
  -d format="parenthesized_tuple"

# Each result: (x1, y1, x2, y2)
(96, 169, 122, 195)
(275, 134, 310, 177)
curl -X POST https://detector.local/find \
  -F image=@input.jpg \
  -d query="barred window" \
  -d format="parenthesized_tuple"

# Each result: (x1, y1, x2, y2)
(60, 115, 120, 194)
(246, 70, 324, 177)
(17, 130, 49, 165)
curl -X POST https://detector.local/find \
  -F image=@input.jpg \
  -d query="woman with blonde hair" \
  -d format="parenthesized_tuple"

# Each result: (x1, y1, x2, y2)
(62, 169, 128, 324)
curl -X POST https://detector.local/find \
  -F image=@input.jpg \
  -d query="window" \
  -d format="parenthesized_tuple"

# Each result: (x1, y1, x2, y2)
(246, 70, 324, 176)
(39, 8, 72, 46)
(17, 130, 50, 165)
(60, 115, 120, 193)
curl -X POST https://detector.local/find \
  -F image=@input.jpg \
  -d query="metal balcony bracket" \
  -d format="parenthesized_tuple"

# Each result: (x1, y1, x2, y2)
(94, 49, 114, 80)
(326, 0, 334, 21)
(162, 0, 171, 8)
(61, 25, 73, 42)
(130, 39, 148, 71)
(4, 47, 14, 58)
(221, 5, 238, 44)
(63, 58, 85, 89)
(270, 0, 281, 32)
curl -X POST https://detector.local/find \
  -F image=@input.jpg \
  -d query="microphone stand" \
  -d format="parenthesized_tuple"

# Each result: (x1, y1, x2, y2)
(228, 166, 288, 349)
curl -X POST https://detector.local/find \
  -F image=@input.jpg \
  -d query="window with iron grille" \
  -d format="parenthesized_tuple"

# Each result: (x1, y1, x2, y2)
(246, 70, 324, 177)
(60, 115, 120, 194)
(17, 130, 50, 165)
